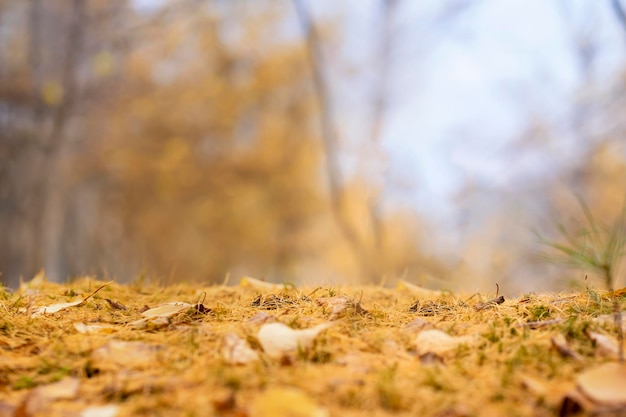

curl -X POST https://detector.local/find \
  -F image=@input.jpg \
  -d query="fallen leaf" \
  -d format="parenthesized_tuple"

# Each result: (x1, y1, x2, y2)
(414, 329, 479, 356)
(316, 296, 350, 320)
(397, 280, 443, 299)
(403, 317, 433, 332)
(90, 340, 161, 371)
(245, 311, 276, 325)
(251, 387, 328, 417)
(31, 299, 83, 317)
(221, 333, 259, 365)
(576, 362, 626, 406)
(80, 405, 119, 417)
(73, 322, 117, 334)
(128, 316, 170, 330)
(126, 302, 193, 329)
(240, 276, 286, 290)
(16, 377, 79, 416)
(251, 293, 297, 310)
(257, 322, 333, 359)
(30, 281, 112, 317)
(141, 302, 193, 318)
(315, 296, 368, 320)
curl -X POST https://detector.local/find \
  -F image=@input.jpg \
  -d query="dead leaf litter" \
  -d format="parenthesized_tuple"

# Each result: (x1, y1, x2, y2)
(0, 274, 625, 416)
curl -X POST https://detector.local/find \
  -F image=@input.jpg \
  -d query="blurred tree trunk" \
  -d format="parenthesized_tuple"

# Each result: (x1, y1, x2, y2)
(38, 0, 85, 281)
(292, 0, 399, 282)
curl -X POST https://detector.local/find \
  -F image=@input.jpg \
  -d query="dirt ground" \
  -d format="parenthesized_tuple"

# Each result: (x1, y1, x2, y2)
(1, 274, 625, 417)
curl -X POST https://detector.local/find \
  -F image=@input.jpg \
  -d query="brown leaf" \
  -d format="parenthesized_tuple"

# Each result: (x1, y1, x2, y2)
(576, 362, 626, 406)
(16, 378, 79, 417)
(245, 311, 276, 325)
(90, 340, 161, 371)
(316, 296, 368, 320)
(403, 317, 433, 332)
(414, 329, 479, 356)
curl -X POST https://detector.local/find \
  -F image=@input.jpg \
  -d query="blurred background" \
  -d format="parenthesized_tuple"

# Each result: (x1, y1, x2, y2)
(1, 0, 626, 293)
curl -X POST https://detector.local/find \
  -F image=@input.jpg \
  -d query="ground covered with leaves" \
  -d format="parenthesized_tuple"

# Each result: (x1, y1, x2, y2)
(1, 274, 626, 417)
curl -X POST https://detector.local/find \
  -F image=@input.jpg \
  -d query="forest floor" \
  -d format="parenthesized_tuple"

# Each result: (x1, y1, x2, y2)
(1, 273, 626, 417)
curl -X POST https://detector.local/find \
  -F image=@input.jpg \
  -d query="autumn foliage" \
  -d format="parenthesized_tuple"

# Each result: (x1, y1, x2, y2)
(0, 1, 442, 287)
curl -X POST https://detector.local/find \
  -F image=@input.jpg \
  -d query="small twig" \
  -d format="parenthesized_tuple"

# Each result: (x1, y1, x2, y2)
(495, 283, 500, 298)
(78, 281, 113, 306)
(612, 0, 626, 34)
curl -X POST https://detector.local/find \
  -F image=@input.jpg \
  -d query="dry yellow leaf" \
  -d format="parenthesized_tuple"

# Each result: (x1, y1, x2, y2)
(73, 322, 117, 334)
(576, 362, 626, 406)
(80, 405, 119, 417)
(250, 387, 328, 417)
(31, 300, 83, 317)
(90, 340, 161, 371)
(30, 281, 112, 317)
(18, 377, 79, 416)
(414, 329, 479, 356)
(141, 302, 193, 318)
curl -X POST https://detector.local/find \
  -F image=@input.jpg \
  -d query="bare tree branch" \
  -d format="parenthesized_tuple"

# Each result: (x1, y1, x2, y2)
(612, 0, 626, 33)
(40, 0, 86, 279)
